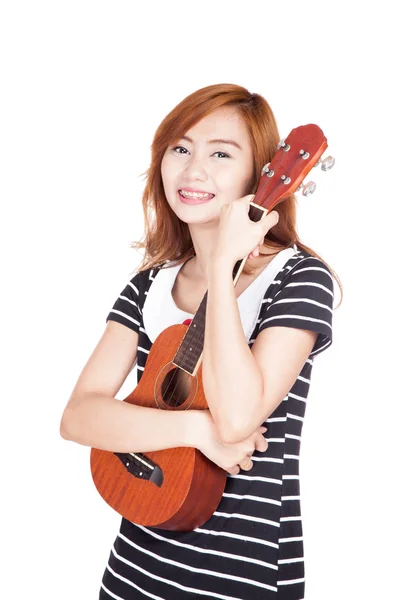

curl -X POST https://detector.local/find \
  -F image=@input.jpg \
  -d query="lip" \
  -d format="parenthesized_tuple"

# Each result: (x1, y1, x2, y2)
(178, 189, 215, 205)
(179, 187, 214, 194)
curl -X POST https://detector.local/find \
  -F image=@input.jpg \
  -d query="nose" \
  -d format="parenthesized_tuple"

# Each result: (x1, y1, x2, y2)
(183, 154, 208, 181)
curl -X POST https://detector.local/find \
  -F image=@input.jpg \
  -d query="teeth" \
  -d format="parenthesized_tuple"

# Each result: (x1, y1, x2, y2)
(179, 190, 214, 199)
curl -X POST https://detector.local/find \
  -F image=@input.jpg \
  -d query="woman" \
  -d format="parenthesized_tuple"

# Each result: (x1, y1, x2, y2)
(60, 83, 340, 599)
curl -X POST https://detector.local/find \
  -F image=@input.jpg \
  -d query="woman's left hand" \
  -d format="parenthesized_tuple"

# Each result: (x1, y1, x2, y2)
(210, 194, 279, 265)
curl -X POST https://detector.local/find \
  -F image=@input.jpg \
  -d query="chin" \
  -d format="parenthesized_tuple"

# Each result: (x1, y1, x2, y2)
(174, 203, 221, 222)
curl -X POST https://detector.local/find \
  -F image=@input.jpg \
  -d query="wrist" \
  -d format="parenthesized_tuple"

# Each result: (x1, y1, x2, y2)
(208, 252, 236, 276)
(182, 409, 210, 450)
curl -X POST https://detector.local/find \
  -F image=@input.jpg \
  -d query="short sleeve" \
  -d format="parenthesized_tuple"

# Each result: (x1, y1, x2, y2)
(258, 257, 334, 357)
(106, 272, 142, 334)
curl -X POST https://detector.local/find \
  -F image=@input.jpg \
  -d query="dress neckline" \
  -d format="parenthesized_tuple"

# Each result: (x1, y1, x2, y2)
(168, 250, 288, 316)
(142, 246, 298, 344)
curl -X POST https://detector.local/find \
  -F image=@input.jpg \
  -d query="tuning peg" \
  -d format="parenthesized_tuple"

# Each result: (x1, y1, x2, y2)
(299, 150, 310, 160)
(261, 163, 274, 177)
(314, 155, 335, 171)
(277, 139, 290, 152)
(320, 155, 335, 171)
(296, 181, 316, 196)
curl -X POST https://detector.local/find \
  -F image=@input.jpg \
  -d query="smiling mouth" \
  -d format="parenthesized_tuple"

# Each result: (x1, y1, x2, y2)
(178, 190, 215, 202)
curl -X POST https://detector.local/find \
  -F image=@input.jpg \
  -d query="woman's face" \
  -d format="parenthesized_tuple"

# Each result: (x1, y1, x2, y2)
(161, 106, 255, 225)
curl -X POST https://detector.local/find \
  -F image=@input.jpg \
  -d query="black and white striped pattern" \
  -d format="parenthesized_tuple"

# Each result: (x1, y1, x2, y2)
(101, 249, 334, 599)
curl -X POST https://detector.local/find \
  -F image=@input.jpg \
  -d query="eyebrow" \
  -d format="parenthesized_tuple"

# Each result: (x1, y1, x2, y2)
(181, 135, 242, 151)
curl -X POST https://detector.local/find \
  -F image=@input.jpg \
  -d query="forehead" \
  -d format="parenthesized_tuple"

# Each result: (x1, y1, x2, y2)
(184, 107, 250, 143)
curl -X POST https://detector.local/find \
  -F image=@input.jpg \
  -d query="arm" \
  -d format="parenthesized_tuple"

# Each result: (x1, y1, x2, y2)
(202, 257, 323, 443)
(202, 256, 266, 442)
(60, 320, 200, 452)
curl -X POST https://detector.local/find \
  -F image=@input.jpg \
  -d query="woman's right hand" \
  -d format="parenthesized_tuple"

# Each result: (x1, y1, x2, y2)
(193, 409, 268, 475)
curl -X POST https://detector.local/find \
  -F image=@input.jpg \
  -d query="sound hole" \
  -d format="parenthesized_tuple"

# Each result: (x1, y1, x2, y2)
(161, 367, 191, 408)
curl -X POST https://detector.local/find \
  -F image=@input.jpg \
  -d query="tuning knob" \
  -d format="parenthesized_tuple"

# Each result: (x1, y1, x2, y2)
(314, 155, 335, 171)
(320, 155, 335, 171)
(296, 181, 316, 196)
(277, 139, 291, 152)
(261, 163, 274, 177)
(299, 150, 310, 160)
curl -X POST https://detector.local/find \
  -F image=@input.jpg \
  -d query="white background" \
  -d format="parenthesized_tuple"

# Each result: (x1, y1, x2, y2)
(1, 1, 399, 599)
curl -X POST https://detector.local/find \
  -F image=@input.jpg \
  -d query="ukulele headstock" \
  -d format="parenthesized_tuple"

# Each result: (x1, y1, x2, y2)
(254, 124, 335, 212)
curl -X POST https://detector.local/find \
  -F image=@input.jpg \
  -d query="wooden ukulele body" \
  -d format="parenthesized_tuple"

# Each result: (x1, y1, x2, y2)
(90, 323, 227, 531)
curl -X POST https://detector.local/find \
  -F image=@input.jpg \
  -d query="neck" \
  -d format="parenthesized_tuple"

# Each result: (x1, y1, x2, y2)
(186, 244, 281, 283)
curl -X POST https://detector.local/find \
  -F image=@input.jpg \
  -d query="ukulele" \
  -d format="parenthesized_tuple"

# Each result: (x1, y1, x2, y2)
(90, 124, 334, 531)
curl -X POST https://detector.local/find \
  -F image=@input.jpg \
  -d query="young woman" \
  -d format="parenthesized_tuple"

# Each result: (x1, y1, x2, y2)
(60, 83, 340, 600)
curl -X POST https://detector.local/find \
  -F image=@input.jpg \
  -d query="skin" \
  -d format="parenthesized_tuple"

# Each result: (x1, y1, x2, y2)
(159, 106, 285, 472)
(60, 106, 316, 478)
(161, 106, 317, 471)
(161, 106, 279, 283)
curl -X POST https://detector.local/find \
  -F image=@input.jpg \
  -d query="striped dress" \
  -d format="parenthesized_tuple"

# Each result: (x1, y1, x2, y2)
(100, 247, 334, 600)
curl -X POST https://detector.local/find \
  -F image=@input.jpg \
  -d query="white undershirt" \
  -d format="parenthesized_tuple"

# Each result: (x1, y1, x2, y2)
(143, 246, 296, 344)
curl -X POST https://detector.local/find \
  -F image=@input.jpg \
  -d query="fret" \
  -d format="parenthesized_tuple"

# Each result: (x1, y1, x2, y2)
(173, 293, 207, 374)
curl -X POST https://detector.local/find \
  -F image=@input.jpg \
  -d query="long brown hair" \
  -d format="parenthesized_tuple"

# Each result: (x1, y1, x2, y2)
(131, 83, 342, 307)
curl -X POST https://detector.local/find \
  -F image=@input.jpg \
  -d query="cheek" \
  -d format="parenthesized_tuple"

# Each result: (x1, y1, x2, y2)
(161, 156, 180, 190)
(236, 164, 255, 195)
(217, 169, 252, 197)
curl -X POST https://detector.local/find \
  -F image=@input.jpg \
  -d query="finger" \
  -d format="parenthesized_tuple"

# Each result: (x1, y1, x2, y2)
(227, 466, 240, 475)
(254, 435, 268, 453)
(238, 194, 255, 205)
(267, 210, 279, 226)
(260, 210, 278, 232)
(240, 459, 253, 471)
(256, 211, 278, 240)
(248, 248, 259, 259)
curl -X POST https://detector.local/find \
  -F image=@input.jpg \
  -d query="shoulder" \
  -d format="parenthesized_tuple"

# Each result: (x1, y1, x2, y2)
(128, 262, 165, 288)
(278, 250, 334, 294)
(260, 249, 335, 323)
(258, 250, 335, 356)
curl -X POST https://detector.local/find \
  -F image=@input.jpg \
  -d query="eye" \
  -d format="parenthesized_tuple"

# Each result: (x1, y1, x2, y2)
(172, 146, 189, 154)
(213, 151, 230, 159)
(171, 146, 230, 159)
